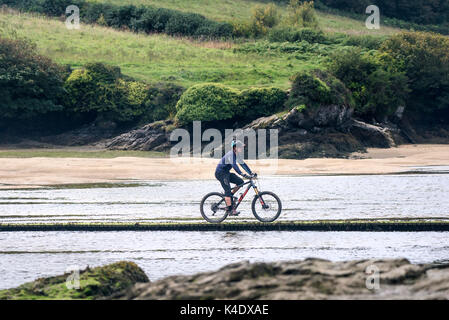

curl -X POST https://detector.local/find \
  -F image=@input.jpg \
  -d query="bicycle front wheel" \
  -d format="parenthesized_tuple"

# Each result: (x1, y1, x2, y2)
(251, 191, 282, 223)
(200, 192, 229, 223)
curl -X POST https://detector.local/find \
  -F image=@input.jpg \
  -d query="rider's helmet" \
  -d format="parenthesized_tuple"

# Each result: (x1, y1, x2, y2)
(231, 140, 245, 149)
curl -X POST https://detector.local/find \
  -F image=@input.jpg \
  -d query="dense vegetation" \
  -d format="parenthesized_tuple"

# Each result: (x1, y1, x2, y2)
(0, 0, 234, 38)
(316, 0, 449, 25)
(380, 32, 449, 122)
(0, 37, 67, 119)
(286, 69, 354, 110)
(0, 0, 448, 137)
(315, 0, 449, 34)
(175, 84, 286, 124)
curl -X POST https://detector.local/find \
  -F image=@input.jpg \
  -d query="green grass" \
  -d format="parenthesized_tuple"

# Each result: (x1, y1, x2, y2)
(88, 0, 401, 35)
(0, 1, 401, 89)
(88, 0, 268, 22)
(0, 11, 323, 88)
(0, 149, 167, 158)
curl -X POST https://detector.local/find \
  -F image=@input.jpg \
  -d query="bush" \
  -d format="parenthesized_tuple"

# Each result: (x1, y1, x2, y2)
(268, 26, 326, 43)
(329, 48, 409, 119)
(380, 32, 449, 121)
(64, 63, 148, 122)
(340, 34, 386, 50)
(286, 69, 355, 110)
(143, 83, 185, 122)
(286, 0, 319, 29)
(239, 87, 287, 120)
(250, 3, 280, 36)
(175, 83, 240, 124)
(0, 37, 66, 119)
(165, 12, 205, 36)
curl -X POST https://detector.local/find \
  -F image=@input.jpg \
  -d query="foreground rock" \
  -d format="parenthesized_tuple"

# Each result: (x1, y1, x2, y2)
(119, 259, 449, 300)
(0, 261, 149, 300)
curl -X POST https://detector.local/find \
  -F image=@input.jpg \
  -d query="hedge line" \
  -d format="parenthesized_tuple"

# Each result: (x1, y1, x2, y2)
(0, 0, 234, 38)
(316, 0, 449, 25)
(315, 0, 449, 34)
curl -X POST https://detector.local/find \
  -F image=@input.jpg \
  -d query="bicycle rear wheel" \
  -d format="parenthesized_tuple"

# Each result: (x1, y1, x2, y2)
(200, 192, 229, 223)
(251, 191, 282, 223)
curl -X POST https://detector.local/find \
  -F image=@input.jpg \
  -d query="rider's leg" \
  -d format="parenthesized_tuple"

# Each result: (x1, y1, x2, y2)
(218, 173, 233, 212)
(230, 174, 244, 196)
(225, 197, 232, 207)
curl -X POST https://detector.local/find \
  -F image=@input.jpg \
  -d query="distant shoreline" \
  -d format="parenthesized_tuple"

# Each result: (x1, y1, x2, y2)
(0, 144, 448, 189)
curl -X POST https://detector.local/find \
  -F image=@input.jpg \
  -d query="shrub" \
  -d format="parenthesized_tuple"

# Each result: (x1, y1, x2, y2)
(239, 87, 287, 120)
(41, 0, 85, 16)
(165, 12, 206, 36)
(340, 34, 386, 50)
(380, 32, 449, 121)
(268, 26, 326, 43)
(0, 37, 66, 119)
(329, 48, 409, 119)
(175, 83, 240, 124)
(250, 3, 280, 36)
(286, 69, 355, 110)
(64, 63, 148, 122)
(104, 4, 145, 29)
(143, 83, 185, 122)
(286, 0, 319, 29)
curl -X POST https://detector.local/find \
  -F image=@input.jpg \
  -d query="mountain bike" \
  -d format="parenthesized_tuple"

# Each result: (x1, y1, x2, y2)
(200, 175, 282, 223)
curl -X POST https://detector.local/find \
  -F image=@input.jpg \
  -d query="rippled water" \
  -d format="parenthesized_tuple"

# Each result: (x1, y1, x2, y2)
(1, 173, 449, 290)
(1, 174, 449, 223)
(1, 231, 448, 290)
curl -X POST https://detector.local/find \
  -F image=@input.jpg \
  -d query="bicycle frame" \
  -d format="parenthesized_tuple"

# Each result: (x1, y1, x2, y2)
(231, 178, 266, 209)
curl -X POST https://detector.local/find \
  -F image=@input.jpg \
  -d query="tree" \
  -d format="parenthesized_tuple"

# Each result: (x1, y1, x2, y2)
(0, 37, 66, 119)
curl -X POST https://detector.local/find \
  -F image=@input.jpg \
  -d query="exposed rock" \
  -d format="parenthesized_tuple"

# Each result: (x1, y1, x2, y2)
(246, 105, 353, 133)
(106, 120, 174, 151)
(278, 132, 364, 159)
(0, 261, 149, 300)
(38, 122, 120, 146)
(243, 114, 282, 131)
(350, 119, 396, 148)
(312, 105, 353, 128)
(118, 259, 449, 300)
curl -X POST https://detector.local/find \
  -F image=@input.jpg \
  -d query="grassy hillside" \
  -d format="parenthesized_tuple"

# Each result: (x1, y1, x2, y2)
(88, 0, 400, 35)
(0, 11, 328, 89)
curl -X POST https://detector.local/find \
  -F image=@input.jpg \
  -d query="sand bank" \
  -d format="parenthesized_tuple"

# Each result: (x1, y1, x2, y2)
(0, 144, 448, 189)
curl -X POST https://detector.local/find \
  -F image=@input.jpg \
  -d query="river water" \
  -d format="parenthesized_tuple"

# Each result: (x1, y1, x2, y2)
(1, 172, 449, 289)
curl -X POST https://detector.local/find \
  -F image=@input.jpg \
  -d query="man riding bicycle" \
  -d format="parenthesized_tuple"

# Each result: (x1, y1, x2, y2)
(215, 140, 256, 216)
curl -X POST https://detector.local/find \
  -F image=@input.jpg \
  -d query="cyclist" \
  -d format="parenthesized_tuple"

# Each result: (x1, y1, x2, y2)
(215, 140, 255, 216)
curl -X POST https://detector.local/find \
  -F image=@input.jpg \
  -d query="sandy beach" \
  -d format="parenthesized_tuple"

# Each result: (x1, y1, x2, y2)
(0, 144, 448, 189)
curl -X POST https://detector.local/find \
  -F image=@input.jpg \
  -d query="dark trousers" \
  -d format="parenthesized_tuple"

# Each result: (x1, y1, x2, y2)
(215, 170, 244, 197)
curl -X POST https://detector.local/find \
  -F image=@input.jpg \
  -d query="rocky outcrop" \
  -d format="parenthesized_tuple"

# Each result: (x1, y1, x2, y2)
(38, 122, 120, 146)
(105, 120, 175, 151)
(118, 259, 449, 300)
(244, 105, 353, 133)
(350, 119, 396, 148)
(0, 261, 149, 300)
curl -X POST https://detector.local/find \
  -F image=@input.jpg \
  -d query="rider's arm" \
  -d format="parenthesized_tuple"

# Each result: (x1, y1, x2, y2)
(235, 153, 252, 175)
(240, 162, 253, 175)
(231, 152, 244, 175)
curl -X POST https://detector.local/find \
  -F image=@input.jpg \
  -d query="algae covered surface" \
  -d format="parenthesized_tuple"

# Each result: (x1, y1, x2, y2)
(0, 261, 149, 300)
